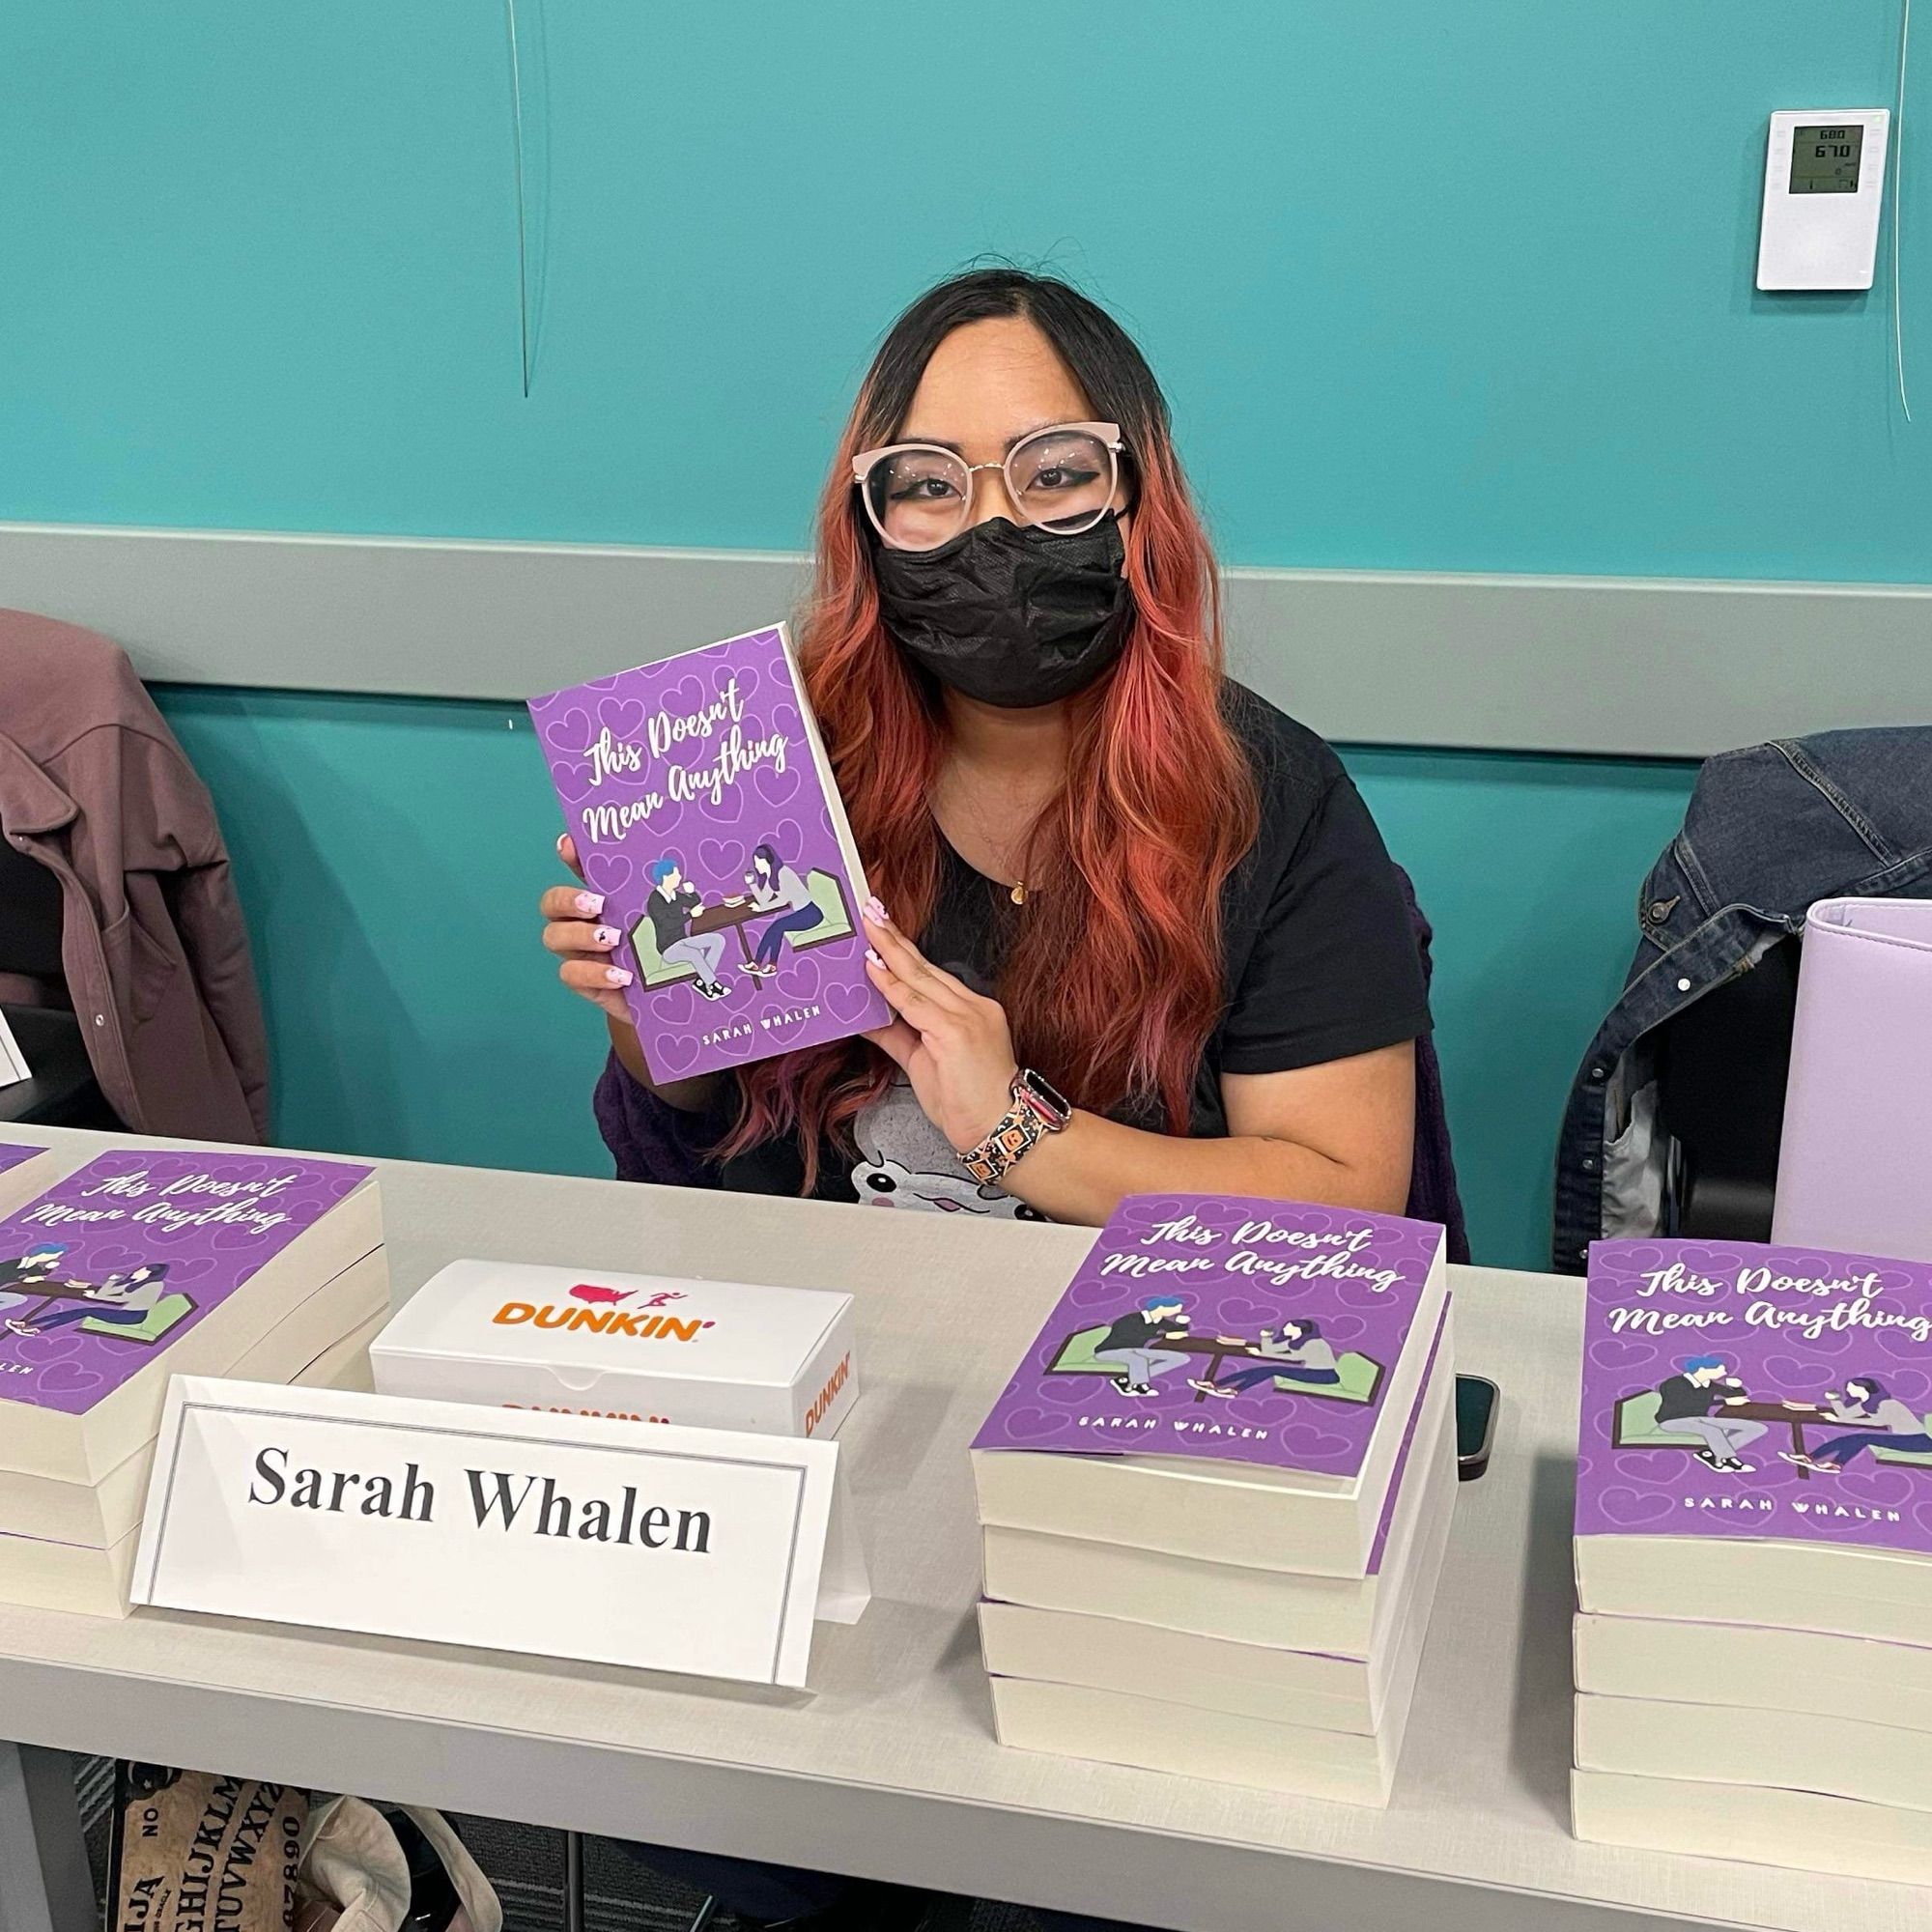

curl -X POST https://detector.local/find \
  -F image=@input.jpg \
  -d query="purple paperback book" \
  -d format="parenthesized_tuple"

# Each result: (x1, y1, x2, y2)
(1577, 1238, 1932, 1555)
(972, 1194, 1446, 1480)
(0, 1150, 370, 1415)
(0, 1145, 43, 1176)
(530, 625, 892, 1083)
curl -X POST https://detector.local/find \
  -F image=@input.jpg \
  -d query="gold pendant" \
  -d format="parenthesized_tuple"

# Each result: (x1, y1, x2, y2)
(1009, 881, 1027, 906)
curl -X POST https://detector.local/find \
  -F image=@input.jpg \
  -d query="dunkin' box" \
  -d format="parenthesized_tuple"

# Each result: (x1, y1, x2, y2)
(369, 1260, 859, 1440)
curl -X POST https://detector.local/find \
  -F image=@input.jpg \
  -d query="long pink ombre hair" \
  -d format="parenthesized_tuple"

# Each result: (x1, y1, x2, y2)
(718, 270, 1260, 1187)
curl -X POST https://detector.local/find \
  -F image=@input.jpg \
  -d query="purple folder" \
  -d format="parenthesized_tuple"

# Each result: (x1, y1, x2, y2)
(1774, 897, 1932, 1264)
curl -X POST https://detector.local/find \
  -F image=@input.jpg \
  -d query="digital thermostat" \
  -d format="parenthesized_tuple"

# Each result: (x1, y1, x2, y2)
(1756, 109, 1889, 291)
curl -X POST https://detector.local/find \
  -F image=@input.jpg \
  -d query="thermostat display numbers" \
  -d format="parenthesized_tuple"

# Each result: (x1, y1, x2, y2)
(1790, 125, 1862, 195)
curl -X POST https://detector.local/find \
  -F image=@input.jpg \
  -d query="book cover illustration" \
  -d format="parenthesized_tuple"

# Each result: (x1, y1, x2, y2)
(973, 1194, 1442, 1477)
(0, 1145, 43, 1175)
(0, 1150, 371, 1413)
(1577, 1238, 1932, 1553)
(531, 625, 891, 1082)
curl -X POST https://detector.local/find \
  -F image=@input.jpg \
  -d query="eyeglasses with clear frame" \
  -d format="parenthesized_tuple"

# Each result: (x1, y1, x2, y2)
(851, 420, 1125, 552)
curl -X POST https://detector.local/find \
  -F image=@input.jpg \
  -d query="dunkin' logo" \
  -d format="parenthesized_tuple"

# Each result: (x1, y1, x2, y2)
(493, 1282, 714, 1341)
(803, 1351, 851, 1435)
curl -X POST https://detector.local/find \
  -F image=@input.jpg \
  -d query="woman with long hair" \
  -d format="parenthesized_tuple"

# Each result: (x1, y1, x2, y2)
(1787, 1374, 1932, 1472)
(743, 838, 824, 977)
(543, 269, 1434, 1240)
(542, 270, 1440, 1926)
(1207, 1314, 1344, 1398)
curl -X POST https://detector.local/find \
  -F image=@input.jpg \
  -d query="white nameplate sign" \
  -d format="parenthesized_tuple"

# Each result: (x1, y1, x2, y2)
(131, 1378, 838, 1687)
(0, 1009, 31, 1090)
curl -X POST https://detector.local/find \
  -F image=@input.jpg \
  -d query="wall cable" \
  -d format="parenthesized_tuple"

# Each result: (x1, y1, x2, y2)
(1895, 0, 1914, 421)
(506, 0, 532, 399)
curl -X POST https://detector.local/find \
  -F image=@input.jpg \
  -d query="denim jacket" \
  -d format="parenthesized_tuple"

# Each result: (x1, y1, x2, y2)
(1552, 727, 1932, 1273)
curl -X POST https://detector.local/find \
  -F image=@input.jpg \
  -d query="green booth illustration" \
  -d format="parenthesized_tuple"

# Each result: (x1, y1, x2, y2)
(1046, 1325, 1384, 1406)
(79, 1293, 195, 1345)
(1610, 1389, 1707, 1455)
(630, 868, 856, 987)
(1874, 1424, 1932, 1469)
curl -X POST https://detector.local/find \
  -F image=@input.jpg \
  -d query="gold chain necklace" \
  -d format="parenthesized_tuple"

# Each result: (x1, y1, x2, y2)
(935, 781, 1045, 908)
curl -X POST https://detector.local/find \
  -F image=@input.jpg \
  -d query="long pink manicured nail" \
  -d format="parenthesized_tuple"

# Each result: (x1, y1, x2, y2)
(593, 926, 620, 949)
(865, 895, 890, 924)
(866, 947, 884, 967)
(575, 891, 605, 916)
(606, 967, 633, 986)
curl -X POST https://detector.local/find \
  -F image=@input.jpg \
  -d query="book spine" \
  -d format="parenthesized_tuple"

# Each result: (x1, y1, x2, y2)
(780, 623, 875, 906)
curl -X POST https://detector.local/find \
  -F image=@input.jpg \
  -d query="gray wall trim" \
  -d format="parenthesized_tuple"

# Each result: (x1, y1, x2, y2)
(4, 519, 1930, 757)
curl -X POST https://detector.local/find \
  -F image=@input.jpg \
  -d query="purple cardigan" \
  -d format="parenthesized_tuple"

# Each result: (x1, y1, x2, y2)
(595, 866, 1469, 1264)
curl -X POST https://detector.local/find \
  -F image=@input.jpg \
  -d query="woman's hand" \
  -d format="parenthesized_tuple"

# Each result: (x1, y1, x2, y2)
(540, 834, 635, 1021)
(861, 898, 1018, 1152)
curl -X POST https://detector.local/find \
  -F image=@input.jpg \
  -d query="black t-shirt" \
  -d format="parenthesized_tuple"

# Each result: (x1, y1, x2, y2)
(712, 683, 1432, 1203)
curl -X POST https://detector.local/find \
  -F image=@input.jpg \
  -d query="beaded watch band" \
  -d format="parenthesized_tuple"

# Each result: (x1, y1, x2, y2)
(959, 1068, 1071, 1185)
(959, 1098, 1046, 1185)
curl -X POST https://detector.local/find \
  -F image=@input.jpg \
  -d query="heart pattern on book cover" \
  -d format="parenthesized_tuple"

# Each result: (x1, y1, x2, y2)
(1577, 1237, 1932, 1553)
(0, 1150, 371, 1414)
(531, 626, 891, 1081)
(973, 1194, 1443, 1478)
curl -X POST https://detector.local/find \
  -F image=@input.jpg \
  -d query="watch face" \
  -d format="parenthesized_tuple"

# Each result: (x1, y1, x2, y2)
(1017, 1067, 1071, 1125)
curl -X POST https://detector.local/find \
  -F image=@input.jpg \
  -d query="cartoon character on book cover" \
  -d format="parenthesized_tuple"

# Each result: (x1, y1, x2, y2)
(1635, 1353, 1769, 1470)
(742, 838, 829, 978)
(639, 857, 732, 1001)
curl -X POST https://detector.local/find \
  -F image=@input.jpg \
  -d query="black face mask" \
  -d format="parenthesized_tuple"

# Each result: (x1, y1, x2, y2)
(871, 513, 1133, 709)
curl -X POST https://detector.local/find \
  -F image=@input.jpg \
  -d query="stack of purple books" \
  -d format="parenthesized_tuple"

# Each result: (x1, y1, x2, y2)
(970, 1192, 1453, 1805)
(1571, 1236, 1932, 1883)
(0, 1143, 388, 1617)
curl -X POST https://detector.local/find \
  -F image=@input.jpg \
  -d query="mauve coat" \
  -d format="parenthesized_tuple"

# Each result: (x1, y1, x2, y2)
(0, 609, 269, 1142)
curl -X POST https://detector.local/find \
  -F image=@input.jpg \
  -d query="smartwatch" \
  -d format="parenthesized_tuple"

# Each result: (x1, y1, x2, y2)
(960, 1068, 1072, 1185)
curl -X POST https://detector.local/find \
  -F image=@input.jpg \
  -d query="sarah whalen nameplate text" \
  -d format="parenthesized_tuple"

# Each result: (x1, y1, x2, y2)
(131, 1378, 838, 1686)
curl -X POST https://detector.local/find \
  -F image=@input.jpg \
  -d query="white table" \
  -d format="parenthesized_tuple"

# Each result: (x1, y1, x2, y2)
(0, 1125, 1926, 1932)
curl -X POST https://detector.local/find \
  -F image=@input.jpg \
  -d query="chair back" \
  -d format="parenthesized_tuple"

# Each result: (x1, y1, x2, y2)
(1652, 937, 1801, 1240)
(0, 832, 65, 981)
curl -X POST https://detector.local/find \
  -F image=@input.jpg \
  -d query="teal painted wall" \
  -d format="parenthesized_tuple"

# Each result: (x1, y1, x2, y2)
(4, 2, 1925, 577)
(150, 690, 614, 1188)
(14, 7, 1900, 1264)
(152, 688, 1696, 1272)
